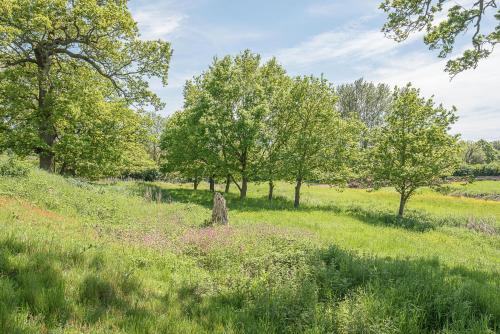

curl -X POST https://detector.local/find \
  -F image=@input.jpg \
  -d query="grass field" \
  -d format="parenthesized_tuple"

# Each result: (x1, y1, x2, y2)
(440, 181, 500, 200)
(0, 169, 499, 333)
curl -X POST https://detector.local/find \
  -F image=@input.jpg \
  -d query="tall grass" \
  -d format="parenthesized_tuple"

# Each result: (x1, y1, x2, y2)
(0, 169, 498, 333)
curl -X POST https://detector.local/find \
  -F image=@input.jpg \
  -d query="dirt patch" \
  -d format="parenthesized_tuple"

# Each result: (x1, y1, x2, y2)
(0, 196, 64, 221)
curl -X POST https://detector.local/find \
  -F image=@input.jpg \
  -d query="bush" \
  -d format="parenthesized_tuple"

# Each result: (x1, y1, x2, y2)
(122, 167, 162, 181)
(453, 162, 500, 177)
(0, 156, 30, 177)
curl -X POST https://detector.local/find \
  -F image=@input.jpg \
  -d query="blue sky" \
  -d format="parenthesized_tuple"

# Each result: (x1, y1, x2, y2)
(128, 0, 499, 140)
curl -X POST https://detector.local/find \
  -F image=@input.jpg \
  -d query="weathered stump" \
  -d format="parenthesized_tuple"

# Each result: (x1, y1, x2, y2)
(211, 192, 228, 225)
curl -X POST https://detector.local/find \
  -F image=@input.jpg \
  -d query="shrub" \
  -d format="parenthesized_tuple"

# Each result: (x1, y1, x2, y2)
(122, 167, 162, 181)
(0, 156, 30, 177)
(453, 162, 500, 177)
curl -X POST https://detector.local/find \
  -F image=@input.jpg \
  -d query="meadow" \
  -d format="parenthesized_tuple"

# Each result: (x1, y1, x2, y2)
(0, 169, 499, 333)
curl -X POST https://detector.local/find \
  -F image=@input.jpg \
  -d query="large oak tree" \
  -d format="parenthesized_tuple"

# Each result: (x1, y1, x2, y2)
(0, 0, 171, 171)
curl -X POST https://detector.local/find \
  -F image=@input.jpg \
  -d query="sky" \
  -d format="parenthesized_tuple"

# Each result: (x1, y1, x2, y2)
(128, 0, 500, 140)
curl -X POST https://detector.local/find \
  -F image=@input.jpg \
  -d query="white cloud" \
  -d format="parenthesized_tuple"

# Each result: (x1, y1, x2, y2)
(369, 51, 500, 140)
(274, 28, 420, 68)
(134, 12, 185, 40)
(273, 25, 499, 140)
(132, 8, 186, 40)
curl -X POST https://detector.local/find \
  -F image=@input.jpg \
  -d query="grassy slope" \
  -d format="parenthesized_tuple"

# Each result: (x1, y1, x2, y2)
(0, 170, 499, 333)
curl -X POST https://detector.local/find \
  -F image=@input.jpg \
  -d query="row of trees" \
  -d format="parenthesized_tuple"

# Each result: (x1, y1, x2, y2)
(161, 50, 459, 216)
(2, 0, 489, 217)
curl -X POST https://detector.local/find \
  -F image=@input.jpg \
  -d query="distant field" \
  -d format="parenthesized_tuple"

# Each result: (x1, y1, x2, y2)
(441, 180, 500, 200)
(0, 170, 499, 333)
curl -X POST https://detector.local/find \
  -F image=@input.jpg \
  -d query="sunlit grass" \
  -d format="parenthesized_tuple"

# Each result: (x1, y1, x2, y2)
(0, 170, 499, 333)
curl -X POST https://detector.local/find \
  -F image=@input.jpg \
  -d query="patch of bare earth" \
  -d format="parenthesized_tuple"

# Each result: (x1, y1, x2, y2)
(0, 196, 64, 221)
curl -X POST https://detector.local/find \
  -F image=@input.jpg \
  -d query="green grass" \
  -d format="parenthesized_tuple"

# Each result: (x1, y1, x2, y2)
(438, 180, 500, 200)
(0, 169, 499, 333)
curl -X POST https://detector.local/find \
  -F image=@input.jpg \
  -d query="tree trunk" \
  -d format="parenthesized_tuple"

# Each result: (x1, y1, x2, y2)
(35, 49, 55, 172)
(398, 194, 406, 217)
(268, 180, 274, 201)
(294, 177, 302, 208)
(225, 175, 231, 193)
(240, 176, 248, 199)
(209, 175, 215, 192)
(193, 178, 199, 190)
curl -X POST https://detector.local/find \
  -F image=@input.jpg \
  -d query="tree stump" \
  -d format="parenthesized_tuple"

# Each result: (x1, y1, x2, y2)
(211, 192, 228, 225)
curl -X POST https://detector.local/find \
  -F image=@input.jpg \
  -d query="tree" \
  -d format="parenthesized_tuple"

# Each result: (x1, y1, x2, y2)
(380, 0, 499, 76)
(0, 0, 171, 171)
(160, 110, 208, 190)
(336, 78, 392, 148)
(256, 58, 293, 200)
(284, 76, 362, 208)
(370, 84, 459, 217)
(477, 139, 497, 163)
(144, 112, 166, 164)
(0, 64, 154, 179)
(461, 141, 487, 164)
(185, 50, 267, 199)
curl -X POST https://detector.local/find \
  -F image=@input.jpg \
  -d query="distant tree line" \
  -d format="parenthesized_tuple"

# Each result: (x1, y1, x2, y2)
(454, 140, 500, 177)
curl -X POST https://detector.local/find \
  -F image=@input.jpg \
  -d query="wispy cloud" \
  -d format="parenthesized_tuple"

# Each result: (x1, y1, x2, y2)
(130, 0, 193, 40)
(133, 10, 186, 40)
(272, 22, 499, 139)
(273, 26, 422, 69)
(369, 50, 500, 140)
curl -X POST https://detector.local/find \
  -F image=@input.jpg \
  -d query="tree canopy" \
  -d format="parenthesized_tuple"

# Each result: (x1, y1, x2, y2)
(370, 84, 459, 216)
(380, 0, 500, 76)
(0, 0, 172, 172)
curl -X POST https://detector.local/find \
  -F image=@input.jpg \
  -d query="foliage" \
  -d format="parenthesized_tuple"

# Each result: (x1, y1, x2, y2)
(461, 141, 488, 164)
(370, 84, 460, 216)
(336, 78, 392, 147)
(454, 162, 500, 177)
(160, 108, 208, 188)
(143, 112, 166, 164)
(1, 66, 155, 179)
(283, 76, 362, 207)
(477, 139, 498, 163)
(380, 0, 500, 76)
(0, 155, 30, 177)
(0, 0, 172, 171)
(255, 58, 294, 199)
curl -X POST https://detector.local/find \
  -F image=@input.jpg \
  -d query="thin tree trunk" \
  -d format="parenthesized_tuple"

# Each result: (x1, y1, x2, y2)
(294, 177, 302, 208)
(193, 177, 199, 190)
(268, 180, 274, 201)
(209, 175, 215, 192)
(398, 194, 406, 217)
(240, 176, 248, 199)
(225, 174, 231, 193)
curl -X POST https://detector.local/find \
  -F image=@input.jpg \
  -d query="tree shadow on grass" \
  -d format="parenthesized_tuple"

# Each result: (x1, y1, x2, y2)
(135, 183, 436, 232)
(0, 237, 159, 333)
(0, 237, 72, 333)
(166, 244, 500, 333)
